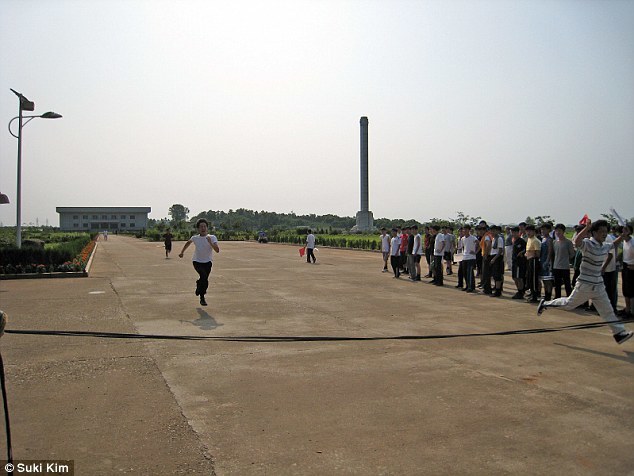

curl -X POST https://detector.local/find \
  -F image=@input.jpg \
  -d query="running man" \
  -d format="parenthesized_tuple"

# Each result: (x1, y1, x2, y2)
(179, 219, 220, 306)
(537, 219, 632, 345)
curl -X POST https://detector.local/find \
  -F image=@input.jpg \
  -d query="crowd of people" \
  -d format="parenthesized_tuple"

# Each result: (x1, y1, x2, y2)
(378, 219, 633, 345)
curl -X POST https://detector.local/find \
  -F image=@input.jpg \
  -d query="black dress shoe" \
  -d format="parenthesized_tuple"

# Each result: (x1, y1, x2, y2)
(200, 297, 207, 306)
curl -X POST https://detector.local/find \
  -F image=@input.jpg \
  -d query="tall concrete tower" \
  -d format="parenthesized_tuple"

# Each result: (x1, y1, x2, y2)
(355, 116, 374, 231)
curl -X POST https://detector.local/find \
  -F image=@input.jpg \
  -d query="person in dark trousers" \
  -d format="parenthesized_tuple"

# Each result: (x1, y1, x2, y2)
(178, 219, 220, 306)
(163, 228, 173, 259)
(389, 228, 401, 278)
(552, 223, 575, 298)
(429, 225, 445, 286)
(306, 230, 317, 263)
(510, 226, 527, 299)
(525, 224, 542, 302)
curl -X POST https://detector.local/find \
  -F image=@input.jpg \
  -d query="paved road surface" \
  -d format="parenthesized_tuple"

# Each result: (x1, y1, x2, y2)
(1, 235, 633, 474)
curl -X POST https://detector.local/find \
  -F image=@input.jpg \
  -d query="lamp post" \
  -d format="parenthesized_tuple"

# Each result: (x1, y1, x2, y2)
(8, 89, 62, 248)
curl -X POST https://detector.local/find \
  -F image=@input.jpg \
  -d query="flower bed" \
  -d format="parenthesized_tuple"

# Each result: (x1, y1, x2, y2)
(0, 238, 97, 277)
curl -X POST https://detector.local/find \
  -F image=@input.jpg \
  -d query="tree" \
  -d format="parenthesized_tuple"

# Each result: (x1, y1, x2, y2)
(169, 204, 189, 223)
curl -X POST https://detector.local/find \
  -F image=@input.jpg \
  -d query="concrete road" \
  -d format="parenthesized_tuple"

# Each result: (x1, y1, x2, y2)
(1, 235, 633, 475)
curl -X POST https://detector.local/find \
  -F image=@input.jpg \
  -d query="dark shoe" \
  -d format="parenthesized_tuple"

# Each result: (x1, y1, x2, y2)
(491, 291, 502, 297)
(483, 289, 492, 295)
(614, 330, 633, 345)
(428, 280, 437, 284)
(423, 274, 432, 278)
(455, 285, 463, 289)
(511, 292, 523, 300)
(200, 296, 207, 306)
(537, 299, 547, 315)
(434, 282, 444, 287)
(195, 288, 200, 296)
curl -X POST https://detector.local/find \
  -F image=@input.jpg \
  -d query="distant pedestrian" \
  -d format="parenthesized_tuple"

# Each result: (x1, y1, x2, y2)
(461, 225, 479, 293)
(390, 228, 401, 278)
(410, 225, 422, 281)
(306, 229, 316, 263)
(618, 224, 633, 318)
(380, 228, 390, 272)
(537, 219, 632, 345)
(552, 224, 575, 298)
(430, 225, 445, 286)
(163, 228, 173, 259)
(178, 219, 220, 307)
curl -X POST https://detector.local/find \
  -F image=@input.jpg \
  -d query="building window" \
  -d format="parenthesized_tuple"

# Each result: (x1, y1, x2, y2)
(83, 223, 89, 228)
(92, 215, 98, 220)
(121, 215, 126, 219)
(129, 215, 135, 219)
(129, 223, 135, 228)
(120, 223, 126, 228)
(83, 215, 88, 219)
(102, 215, 107, 219)
(73, 215, 79, 220)
(73, 223, 79, 228)
(111, 215, 117, 219)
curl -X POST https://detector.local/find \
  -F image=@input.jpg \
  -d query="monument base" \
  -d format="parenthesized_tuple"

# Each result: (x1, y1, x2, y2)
(355, 210, 374, 232)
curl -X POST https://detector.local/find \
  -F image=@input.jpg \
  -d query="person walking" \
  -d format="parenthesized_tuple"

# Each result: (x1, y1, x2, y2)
(306, 229, 317, 264)
(537, 219, 632, 345)
(178, 219, 220, 306)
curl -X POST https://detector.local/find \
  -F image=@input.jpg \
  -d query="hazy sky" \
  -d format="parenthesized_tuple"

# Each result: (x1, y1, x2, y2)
(1, 0, 633, 227)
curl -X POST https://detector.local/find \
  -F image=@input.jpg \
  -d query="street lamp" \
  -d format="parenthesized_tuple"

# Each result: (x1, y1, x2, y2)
(7, 89, 62, 248)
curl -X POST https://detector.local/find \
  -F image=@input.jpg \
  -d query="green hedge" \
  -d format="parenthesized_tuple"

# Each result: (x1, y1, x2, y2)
(0, 236, 92, 267)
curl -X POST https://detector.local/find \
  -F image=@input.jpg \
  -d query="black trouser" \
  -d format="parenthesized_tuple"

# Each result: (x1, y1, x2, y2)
(457, 260, 464, 287)
(433, 255, 443, 284)
(193, 261, 212, 297)
(481, 255, 492, 292)
(306, 247, 316, 263)
(390, 256, 401, 277)
(526, 258, 541, 299)
(476, 251, 483, 276)
(553, 268, 572, 299)
(602, 270, 618, 312)
(463, 259, 475, 291)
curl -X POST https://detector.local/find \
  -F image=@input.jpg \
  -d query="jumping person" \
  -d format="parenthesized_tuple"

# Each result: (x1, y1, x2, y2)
(537, 219, 632, 345)
(178, 219, 220, 306)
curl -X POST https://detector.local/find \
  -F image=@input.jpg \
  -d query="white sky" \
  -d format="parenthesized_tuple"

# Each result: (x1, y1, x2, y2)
(1, 0, 633, 227)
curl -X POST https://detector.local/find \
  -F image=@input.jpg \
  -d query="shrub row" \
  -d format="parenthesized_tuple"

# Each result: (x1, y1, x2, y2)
(0, 236, 92, 268)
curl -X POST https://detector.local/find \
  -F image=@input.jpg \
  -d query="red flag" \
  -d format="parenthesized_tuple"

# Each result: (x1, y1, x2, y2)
(299, 246, 306, 257)
(579, 214, 589, 226)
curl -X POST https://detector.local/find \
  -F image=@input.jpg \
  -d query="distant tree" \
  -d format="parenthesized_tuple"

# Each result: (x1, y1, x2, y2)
(169, 204, 189, 223)
(525, 216, 536, 225)
(600, 213, 619, 227)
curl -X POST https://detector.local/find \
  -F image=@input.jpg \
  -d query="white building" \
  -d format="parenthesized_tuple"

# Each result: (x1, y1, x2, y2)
(56, 207, 151, 232)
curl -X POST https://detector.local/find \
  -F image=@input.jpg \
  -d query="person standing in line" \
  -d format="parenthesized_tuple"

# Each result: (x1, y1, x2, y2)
(306, 229, 317, 263)
(424, 227, 434, 278)
(480, 226, 493, 294)
(461, 225, 479, 293)
(444, 226, 455, 275)
(539, 223, 555, 301)
(504, 226, 514, 272)
(510, 226, 527, 299)
(163, 227, 173, 259)
(407, 226, 416, 280)
(410, 225, 422, 281)
(489, 225, 505, 297)
(380, 228, 390, 272)
(399, 226, 409, 274)
(552, 224, 575, 298)
(455, 227, 465, 289)
(618, 224, 633, 318)
(389, 228, 401, 278)
(430, 225, 445, 286)
(602, 228, 619, 312)
(178, 218, 220, 307)
(525, 225, 542, 303)
(537, 219, 632, 345)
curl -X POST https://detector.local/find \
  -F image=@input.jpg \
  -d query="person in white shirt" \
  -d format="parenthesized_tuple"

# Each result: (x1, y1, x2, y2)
(410, 225, 423, 281)
(430, 225, 445, 286)
(619, 224, 634, 317)
(602, 228, 618, 311)
(489, 225, 505, 297)
(306, 230, 317, 263)
(461, 225, 479, 293)
(179, 218, 220, 306)
(380, 228, 391, 272)
(389, 228, 401, 278)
